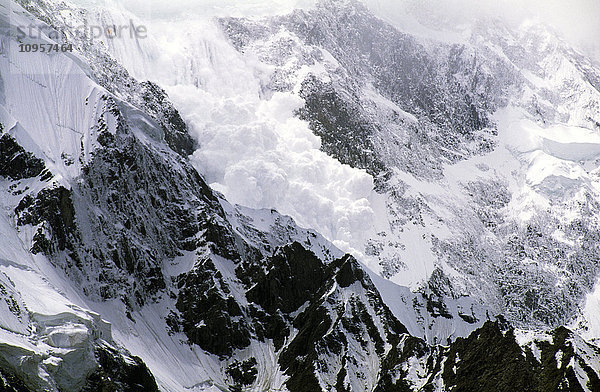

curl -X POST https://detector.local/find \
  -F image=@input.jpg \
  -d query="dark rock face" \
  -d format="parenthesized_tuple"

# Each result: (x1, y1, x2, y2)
(284, 2, 502, 137)
(0, 133, 48, 181)
(82, 345, 159, 392)
(71, 123, 227, 304)
(439, 322, 599, 392)
(374, 320, 600, 392)
(247, 242, 328, 314)
(226, 358, 258, 391)
(297, 75, 386, 177)
(441, 321, 540, 392)
(137, 81, 196, 156)
(374, 334, 431, 392)
(168, 240, 418, 390)
(0, 367, 32, 392)
(170, 258, 252, 358)
(15, 186, 77, 257)
(278, 254, 409, 392)
(422, 268, 454, 320)
(11, 95, 225, 307)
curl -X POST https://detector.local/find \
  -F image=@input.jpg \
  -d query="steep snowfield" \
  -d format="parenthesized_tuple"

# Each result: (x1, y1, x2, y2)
(0, 31, 105, 183)
(0, 3, 164, 390)
(580, 281, 600, 346)
(0, 4, 157, 390)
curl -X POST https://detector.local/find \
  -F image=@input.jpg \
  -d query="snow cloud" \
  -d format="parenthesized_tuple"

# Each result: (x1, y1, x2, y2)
(167, 84, 376, 252)
(83, 0, 599, 59)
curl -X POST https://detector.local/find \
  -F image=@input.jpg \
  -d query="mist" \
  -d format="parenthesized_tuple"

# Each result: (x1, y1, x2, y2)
(367, 0, 600, 60)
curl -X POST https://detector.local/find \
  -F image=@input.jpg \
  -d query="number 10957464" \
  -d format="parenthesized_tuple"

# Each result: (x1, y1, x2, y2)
(18, 43, 74, 53)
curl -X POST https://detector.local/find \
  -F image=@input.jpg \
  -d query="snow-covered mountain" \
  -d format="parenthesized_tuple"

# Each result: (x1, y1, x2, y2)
(1, 0, 600, 390)
(214, 0, 600, 332)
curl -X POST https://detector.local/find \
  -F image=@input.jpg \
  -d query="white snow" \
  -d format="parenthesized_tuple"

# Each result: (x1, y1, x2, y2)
(578, 278, 600, 345)
(0, 6, 107, 185)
